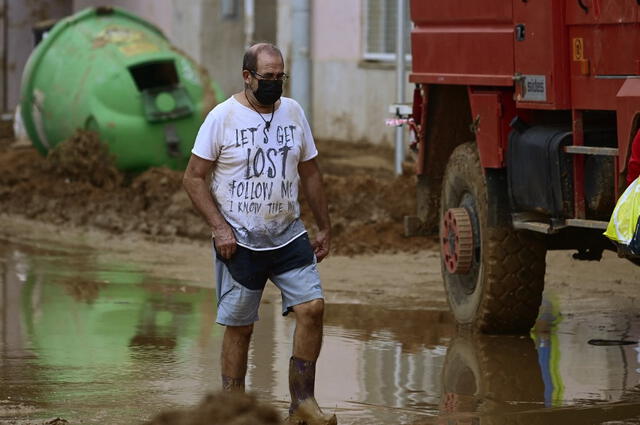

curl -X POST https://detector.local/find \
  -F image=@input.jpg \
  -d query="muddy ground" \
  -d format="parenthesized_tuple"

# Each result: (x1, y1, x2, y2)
(3, 134, 640, 425)
(0, 132, 435, 256)
(1, 131, 640, 316)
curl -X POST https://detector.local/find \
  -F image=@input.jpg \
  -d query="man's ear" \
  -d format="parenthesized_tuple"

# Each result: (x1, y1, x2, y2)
(242, 69, 251, 85)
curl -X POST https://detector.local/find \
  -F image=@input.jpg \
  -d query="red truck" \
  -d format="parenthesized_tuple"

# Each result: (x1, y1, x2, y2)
(408, 0, 640, 333)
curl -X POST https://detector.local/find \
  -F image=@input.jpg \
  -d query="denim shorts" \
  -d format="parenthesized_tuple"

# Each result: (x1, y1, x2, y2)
(213, 234, 324, 326)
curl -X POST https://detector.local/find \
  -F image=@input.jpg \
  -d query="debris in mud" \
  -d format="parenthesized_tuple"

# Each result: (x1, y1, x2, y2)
(0, 138, 435, 255)
(311, 172, 433, 255)
(44, 418, 69, 425)
(588, 339, 637, 346)
(45, 130, 122, 189)
(143, 391, 281, 425)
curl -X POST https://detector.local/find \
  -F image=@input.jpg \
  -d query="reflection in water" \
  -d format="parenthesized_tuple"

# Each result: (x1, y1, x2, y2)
(426, 301, 640, 425)
(434, 334, 545, 425)
(0, 241, 222, 423)
(4, 238, 640, 424)
(323, 304, 455, 414)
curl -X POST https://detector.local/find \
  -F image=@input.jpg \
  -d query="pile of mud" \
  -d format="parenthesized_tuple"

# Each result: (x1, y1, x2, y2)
(144, 392, 281, 425)
(45, 130, 122, 189)
(0, 134, 435, 255)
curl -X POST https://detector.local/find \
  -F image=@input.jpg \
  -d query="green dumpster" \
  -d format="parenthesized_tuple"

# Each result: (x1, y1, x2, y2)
(20, 6, 224, 172)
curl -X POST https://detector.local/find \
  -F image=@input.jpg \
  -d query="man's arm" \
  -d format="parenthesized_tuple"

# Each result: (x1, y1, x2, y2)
(298, 158, 331, 262)
(183, 154, 237, 259)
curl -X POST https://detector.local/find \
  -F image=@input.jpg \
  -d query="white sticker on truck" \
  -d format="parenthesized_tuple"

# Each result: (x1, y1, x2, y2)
(521, 75, 547, 102)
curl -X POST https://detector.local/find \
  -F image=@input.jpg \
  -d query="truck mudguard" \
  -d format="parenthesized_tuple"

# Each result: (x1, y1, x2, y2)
(507, 126, 574, 218)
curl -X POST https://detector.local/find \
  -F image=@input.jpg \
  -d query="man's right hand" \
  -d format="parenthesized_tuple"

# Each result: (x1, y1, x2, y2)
(213, 224, 237, 259)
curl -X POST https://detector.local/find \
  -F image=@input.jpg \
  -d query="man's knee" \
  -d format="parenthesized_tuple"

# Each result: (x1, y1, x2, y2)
(225, 324, 254, 341)
(293, 298, 324, 324)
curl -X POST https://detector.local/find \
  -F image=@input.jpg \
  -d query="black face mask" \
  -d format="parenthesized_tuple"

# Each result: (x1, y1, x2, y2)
(253, 79, 283, 106)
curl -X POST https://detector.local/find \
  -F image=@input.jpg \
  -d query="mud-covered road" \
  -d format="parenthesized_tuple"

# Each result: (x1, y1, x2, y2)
(2, 210, 640, 424)
(2, 136, 640, 424)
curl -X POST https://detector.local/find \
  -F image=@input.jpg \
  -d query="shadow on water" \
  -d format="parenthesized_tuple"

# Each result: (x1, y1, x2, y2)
(3, 238, 640, 424)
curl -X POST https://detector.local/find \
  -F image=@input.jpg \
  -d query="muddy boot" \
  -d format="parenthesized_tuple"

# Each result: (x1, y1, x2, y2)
(287, 357, 337, 425)
(222, 375, 245, 392)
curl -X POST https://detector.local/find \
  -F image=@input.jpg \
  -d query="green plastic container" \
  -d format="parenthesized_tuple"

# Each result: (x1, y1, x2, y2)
(20, 6, 224, 171)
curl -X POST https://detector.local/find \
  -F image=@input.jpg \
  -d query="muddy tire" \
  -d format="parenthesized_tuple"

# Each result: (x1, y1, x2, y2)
(439, 334, 545, 423)
(440, 143, 546, 333)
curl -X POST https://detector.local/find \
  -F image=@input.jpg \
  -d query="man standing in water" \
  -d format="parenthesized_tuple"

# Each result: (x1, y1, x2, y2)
(183, 43, 336, 425)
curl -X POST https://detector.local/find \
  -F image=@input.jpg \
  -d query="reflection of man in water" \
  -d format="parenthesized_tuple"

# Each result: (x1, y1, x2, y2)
(183, 43, 335, 424)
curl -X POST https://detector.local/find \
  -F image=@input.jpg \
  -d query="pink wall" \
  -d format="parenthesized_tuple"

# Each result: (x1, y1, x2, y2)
(312, 0, 361, 61)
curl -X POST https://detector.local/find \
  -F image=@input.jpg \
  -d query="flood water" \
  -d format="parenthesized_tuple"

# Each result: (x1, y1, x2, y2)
(3, 238, 640, 424)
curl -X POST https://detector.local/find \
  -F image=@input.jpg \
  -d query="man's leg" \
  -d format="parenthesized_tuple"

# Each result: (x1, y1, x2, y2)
(292, 298, 324, 361)
(215, 249, 265, 393)
(269, 237, 335, 424)
(288, 299, 336, 425)
(221, 324, 253, 392)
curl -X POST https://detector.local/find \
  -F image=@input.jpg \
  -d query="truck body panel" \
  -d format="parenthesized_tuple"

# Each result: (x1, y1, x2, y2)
(410, 0, 640, 181)
(410, 0, 514, 86)
(469, 89, 516, 168)
(513, 0, 571, 109)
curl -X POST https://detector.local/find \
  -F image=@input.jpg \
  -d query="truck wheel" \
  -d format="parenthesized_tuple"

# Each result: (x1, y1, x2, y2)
(440, 143, 546, 333)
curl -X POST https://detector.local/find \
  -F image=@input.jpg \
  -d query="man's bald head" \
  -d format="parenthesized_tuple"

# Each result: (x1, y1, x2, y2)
(242, 43, 283, 72)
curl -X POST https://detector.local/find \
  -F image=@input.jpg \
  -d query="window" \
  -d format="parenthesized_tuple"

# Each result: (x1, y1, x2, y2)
(364, 0, 411, 61)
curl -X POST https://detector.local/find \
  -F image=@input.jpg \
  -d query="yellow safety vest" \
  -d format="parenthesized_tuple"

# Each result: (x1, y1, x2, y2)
(604, 177, 640, 253)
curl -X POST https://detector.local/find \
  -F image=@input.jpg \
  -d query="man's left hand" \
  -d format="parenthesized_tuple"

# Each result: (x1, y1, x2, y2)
(312, 229, 331, 262)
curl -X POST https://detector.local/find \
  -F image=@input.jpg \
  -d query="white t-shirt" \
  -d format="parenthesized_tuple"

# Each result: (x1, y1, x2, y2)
(191, 96, 318, 250)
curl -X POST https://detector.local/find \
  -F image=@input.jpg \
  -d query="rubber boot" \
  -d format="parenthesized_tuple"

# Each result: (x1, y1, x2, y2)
(222, 375, 245, 393)
(287, 357, 337, 425)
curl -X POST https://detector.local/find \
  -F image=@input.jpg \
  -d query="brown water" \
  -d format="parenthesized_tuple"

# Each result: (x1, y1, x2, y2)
(3, 239, 640, 424)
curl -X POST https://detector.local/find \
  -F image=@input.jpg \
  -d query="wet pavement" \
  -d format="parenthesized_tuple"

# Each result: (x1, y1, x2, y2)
(3, 238, 640, 424)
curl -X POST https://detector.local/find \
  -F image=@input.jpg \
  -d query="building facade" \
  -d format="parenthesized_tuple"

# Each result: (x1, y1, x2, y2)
(3, 0, 408, 147)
